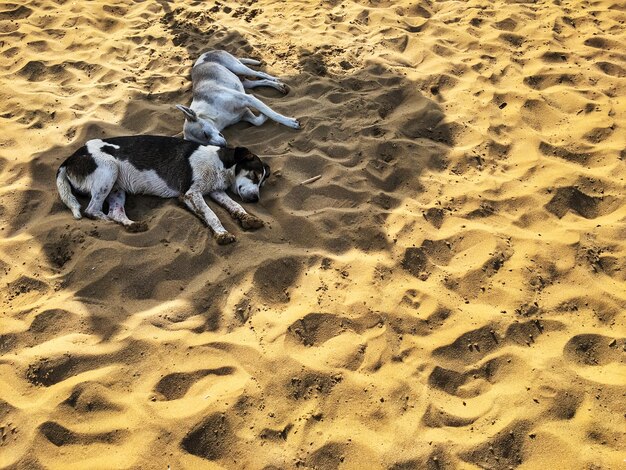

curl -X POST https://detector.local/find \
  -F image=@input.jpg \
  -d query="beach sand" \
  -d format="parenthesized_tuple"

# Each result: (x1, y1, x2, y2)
(1, 0, 625, 468)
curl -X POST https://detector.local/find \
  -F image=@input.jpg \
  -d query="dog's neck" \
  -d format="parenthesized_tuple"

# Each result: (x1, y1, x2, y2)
(217, 148, 238, 169)
(216, 149, 238, 188)
(197, 113, 217, 125)
(191, 108, 222, 129)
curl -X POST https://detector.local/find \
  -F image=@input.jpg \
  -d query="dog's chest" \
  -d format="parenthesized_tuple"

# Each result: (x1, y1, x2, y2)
(192, 91, 247, 127)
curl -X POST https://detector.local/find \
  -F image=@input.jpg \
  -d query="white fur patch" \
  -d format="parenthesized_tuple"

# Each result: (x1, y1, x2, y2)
(115, 161, 179, 197)
(86, 139, 119, 155)
(188, 146, 233, 193)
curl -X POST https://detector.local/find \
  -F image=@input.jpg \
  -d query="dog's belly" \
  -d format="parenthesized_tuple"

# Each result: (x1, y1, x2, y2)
(116, 162, 180, 197)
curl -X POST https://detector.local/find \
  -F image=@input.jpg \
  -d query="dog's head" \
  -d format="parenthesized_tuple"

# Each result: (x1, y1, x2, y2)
(231, 147, 270, 203)
(176, 104, 227, 147)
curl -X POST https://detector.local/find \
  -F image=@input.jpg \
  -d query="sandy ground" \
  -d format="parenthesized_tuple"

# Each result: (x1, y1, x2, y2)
(1, 0, 625, 468)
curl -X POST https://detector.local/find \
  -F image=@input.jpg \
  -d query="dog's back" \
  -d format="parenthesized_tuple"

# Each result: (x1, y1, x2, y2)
(193, 50, 247, 69)
(192, 51, 244, 93)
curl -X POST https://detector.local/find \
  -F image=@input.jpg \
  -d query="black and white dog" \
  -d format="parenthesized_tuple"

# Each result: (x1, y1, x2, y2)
(176, 50, 301, 146)
(56, 136, 270, 244)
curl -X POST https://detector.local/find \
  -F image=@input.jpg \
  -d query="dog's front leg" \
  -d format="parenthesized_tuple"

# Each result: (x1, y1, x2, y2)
(180, 191, 236, 245)
(209, 191, 264, 230)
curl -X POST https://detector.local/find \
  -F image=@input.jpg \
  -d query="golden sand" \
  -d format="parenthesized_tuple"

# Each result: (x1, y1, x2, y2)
(1, 0, 625, 468)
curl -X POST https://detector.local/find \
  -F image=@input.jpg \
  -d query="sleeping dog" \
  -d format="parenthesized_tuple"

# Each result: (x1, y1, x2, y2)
(176, 50, 301, 146)
(56, 135, 269, 244)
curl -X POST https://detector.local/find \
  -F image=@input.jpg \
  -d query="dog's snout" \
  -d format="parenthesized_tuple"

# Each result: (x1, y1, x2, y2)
(248, 194, 259, 203)
(214, 135, 227, 147)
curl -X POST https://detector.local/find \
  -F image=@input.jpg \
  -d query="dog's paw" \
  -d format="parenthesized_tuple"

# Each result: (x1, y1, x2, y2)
(286, 118, 301, 129)
(240, 214, 264, 230)
(277, 82, 289, 94)
(126, 221, 148, 233)
(215, 232, 237, 245)
(84, 210, 109, 221)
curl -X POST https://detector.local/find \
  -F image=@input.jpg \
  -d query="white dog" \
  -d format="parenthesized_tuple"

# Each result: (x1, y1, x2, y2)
(176, 50, 301, 146)
(56, 135, 270, 244)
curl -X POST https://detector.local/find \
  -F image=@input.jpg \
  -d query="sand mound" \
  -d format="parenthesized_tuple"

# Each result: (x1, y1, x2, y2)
(1, 0, 624, 468)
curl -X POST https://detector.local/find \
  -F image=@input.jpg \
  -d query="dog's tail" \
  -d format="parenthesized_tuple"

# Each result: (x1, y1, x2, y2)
(56, 166, 82, 219)
(239, 57, 261, 66)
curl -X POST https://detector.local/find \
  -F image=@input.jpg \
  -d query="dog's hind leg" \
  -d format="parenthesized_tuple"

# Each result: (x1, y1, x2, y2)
(84, 164, 117, 220)
(244, 94, 301, 129)
(242, 78, 288, 94)
(242, 109, 268, 126)
(216, 54, 280, 82)
(209, 191, 264, 230)
(180, 191, 236, 244)
(239, 58, 261, 66)
(106, 187, 148, 232)
(234, 64, 280, 82)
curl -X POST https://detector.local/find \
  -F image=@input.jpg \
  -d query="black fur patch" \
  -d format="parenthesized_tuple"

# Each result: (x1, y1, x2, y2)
(218, 147, 261, 171)
(100, 144, 118, 154)
(60, 148, 97, 180)
(231, 146, 270, 182)
(234, 147, 254, 162)
(236, 153, 268, 176)
(217, 148, 236, 168)
(101, 136, 201, 193)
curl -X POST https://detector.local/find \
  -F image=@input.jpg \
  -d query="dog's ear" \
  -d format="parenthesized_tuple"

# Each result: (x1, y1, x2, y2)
(263, 163, 271, 180)
(175, 105, 198, 122)
(234, 147, 254, 162)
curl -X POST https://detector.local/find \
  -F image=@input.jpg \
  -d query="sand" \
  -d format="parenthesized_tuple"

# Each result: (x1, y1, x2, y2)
(1, 0, 625, 468)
